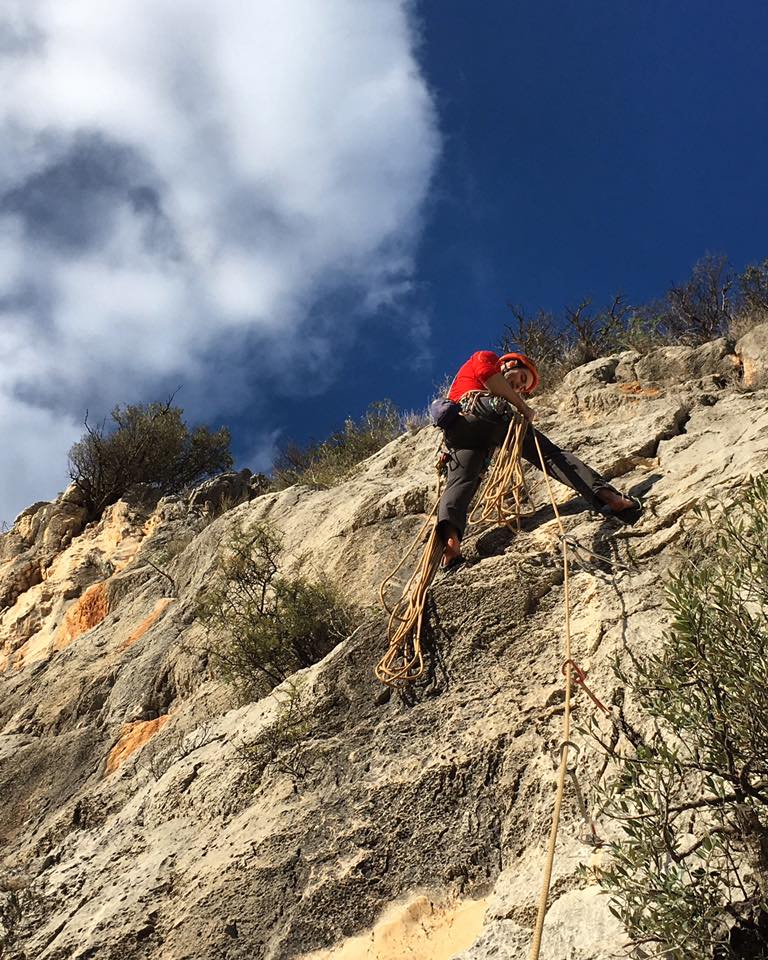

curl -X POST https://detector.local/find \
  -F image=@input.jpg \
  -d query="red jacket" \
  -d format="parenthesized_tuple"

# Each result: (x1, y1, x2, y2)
(447, 351, 502, 402)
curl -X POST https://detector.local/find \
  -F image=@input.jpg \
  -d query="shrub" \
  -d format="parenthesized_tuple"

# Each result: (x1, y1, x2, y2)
(500, 253, 768, 393)
(502, 305, 569, 390)
(662, 253, 735, 344)
(733, 258, 768, 336)
(271, 399, 403, 489)
(563, 294, 631, 365)
(235, 679, 314, 786)
(197, 520, 356, 698)
(501, 295, 631, 390)
(586, 475, 768, 958)
(68, 399, 233, 518)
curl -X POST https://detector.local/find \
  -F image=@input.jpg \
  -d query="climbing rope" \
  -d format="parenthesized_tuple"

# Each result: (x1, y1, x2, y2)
(527, 430, 575, 960)
(375, 408, 614, 957)
(375, 449, 445, 686)
(376, 406, 530, 687)
(468, 411, 533, 529)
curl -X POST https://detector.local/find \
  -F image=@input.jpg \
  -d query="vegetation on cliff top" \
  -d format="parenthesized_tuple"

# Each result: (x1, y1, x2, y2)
(68, 398, 233, 519)
(58, 252, 768, 513)
(502, 254, 768, 391)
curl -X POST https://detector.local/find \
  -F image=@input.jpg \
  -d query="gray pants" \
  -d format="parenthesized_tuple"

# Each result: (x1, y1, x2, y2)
(437, 399, 619, 541)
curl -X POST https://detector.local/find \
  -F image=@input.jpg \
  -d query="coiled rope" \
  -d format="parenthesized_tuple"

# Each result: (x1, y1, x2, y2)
(376, 405, 526, 686)
(375, 449, 446, 685)
(468, 411, 533, 529)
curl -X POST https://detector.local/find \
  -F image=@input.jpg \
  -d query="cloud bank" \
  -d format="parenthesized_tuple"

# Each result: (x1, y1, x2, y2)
(0, 0, 439, 522)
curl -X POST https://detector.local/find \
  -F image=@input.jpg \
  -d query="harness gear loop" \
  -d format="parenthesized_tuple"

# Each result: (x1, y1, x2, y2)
(562, 659, 611, 716)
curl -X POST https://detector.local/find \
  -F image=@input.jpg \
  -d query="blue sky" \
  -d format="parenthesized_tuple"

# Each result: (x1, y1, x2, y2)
(270, 0, 768, 458)
(1, 1, 767, 522)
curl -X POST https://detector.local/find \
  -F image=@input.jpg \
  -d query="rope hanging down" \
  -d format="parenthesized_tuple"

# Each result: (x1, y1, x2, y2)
(375, 449, 445, 685)
(376, 408, 526, 686)
(376, 408, 613, 958)
(468, 411, 534, 529)
(527, 433, 611, 960)
(528, 431, 574, 960)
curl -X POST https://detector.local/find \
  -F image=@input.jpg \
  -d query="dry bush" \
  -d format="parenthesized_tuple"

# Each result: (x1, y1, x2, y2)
(271, 400, 403, 489)
(662, 253, 735, 344)
(69, 397, 233, 519)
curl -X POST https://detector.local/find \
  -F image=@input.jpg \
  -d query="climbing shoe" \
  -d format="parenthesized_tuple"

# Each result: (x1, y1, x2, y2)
(610, 496, 644, 526)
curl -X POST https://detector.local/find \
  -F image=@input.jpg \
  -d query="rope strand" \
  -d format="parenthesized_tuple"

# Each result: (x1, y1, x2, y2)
(468, 413, 533, 529)
(528, 430, 574, 960)
(376, 418, 608, 960)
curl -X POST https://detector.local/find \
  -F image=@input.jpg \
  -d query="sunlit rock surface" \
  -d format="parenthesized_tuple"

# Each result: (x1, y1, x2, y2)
(1, 335, 768, 959)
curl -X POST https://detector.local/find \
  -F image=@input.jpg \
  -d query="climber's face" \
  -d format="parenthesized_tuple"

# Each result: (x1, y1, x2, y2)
(504, 366, 534, 392)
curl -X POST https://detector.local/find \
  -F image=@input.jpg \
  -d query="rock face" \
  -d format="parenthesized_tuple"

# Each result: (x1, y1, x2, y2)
(737, 321, 768, 388)
(1, 336, 768, 960)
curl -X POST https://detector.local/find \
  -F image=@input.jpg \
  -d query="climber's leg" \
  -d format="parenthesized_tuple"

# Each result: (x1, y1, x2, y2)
(437, 446, 488, 558)
(520, 427, 635, 512)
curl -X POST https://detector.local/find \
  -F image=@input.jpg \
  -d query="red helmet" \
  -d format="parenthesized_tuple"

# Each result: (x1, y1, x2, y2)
(499, 352, 540, 394)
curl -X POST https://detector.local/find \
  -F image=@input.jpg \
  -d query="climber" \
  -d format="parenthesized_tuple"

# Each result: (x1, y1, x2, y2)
(433, 350, 642, 569)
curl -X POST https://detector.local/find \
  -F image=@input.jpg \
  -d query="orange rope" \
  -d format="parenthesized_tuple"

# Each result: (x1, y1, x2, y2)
(468, 413, 532, 529)
(528, 430, 575, 960)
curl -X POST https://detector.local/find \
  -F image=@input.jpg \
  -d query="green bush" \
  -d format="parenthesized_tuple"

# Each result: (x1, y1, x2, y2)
(197, 521, 356, 698)
(68, 399, 233, 518)
(586, 475, 768, 959)
(271, 399, 403, 489)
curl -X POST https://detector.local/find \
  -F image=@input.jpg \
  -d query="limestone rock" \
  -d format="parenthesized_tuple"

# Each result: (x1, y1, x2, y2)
(188, 468, 256, 514)
(0, 333, 767, 959)
(737, 321, 768, 388)
(634, 336, 737, 383)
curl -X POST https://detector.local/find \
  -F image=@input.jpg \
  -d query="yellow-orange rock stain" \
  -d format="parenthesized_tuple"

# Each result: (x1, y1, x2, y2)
(54, 581, 109, 651)
(299, 895, 489, 960)
(106, 715, 170, 773)
(121, 598, 175, 650)
(618, 381, 663, 398)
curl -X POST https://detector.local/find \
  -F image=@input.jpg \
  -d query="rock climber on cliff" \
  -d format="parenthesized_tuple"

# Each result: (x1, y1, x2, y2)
(432, 350, 642, 570)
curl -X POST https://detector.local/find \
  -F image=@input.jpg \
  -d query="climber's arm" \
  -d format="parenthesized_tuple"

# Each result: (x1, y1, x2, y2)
(484, 372, 536, 422)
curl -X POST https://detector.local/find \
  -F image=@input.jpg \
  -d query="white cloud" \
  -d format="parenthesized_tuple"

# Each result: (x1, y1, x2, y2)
(0, 397, 81, 525)
(0, 0, 439, 523)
